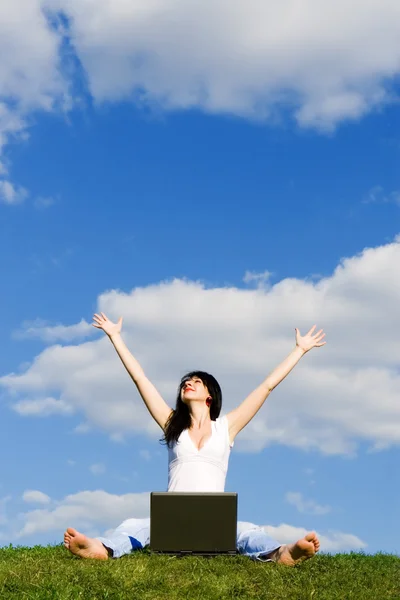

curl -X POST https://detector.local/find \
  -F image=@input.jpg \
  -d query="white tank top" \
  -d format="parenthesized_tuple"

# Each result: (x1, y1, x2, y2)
(167, 416, 233, 492)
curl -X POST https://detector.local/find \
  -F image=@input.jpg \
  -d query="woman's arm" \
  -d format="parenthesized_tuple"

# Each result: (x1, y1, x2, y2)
(226, 326, 326, 442)
(93, 313, 172, 430)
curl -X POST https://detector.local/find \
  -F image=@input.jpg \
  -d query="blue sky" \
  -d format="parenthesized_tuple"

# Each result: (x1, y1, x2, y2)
(0, 1, 399, 555)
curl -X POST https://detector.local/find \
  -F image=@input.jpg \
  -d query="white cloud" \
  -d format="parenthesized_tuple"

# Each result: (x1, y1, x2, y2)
(1, 237, 400, 455)
(0, 179, 28, 205)
(12, 397, 74, 417)
(23, 490, 51, 505)
(1, 0, 400, 204)
(0, 0, 400, 156)
(363, 186, 400, 207)
(260, 523, 366, 553)
(90, 463, 106, 475)
(49, 0, 400, 130)
(285, 492, 331, 516)
(17, 489, 150, 537)
(243, 271, 272, 287)
(0, 2, 66, 202)
(0, 103, 28, 158)
(13, 318, 94, 343)
(0, 1, 64, 110)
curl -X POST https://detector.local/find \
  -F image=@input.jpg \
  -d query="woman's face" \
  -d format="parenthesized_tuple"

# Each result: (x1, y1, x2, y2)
(180, 377, 209, 404)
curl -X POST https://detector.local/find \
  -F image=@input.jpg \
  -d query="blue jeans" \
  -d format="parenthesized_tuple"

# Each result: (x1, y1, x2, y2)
(97, 518, 281, 561)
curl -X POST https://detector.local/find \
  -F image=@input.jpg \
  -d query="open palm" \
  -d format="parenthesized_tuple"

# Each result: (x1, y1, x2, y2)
(295, 325, 326, 352)
(92, 313, 122, 337)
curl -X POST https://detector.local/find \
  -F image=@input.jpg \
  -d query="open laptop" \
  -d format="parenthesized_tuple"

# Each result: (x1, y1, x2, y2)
(150, 492, 237, 555)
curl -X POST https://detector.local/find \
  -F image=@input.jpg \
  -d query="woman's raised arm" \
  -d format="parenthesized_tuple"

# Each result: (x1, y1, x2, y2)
(93, 313, 172, 430)
(226, 325, 326, 442)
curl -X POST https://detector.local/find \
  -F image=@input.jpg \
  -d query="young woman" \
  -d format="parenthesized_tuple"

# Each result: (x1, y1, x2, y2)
(64, 313, 325, 565)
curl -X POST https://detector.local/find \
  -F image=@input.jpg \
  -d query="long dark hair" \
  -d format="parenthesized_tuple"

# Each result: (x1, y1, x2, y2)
(161, 371, 222, 448)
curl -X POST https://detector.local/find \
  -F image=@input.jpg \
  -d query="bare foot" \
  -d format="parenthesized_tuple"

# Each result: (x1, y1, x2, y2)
(64, 527, 108, 560)
(276, 532, 320, 566)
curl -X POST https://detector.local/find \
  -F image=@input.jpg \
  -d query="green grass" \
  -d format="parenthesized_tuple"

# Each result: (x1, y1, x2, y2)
(0, 545, 399, 600)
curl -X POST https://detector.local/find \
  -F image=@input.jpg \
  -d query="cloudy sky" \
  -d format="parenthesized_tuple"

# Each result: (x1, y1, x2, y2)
(0, 0, 399, 554)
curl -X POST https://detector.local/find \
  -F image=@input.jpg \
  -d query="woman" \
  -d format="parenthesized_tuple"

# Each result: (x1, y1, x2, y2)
(64, 313, 325, 565)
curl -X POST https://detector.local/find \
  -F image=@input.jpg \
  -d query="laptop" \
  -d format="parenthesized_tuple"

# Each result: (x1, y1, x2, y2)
(150, 492, 238, 555)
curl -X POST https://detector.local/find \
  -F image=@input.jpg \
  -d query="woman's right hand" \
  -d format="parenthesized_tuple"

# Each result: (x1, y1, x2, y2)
(92, 312, 122, 337)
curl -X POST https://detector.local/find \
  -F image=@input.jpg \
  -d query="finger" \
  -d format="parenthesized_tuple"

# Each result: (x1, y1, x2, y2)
(92, 316, 103, 325)
(313, 329, 324, 338)
(314, 333, 326, 342)
(100, 312, 107, 320)
(92, 324, 101, 329)
(118, 317, 123, 326)
(307, 325, 317, 335)
(93, 313, 103, 321)
(315, 342, 327, 347)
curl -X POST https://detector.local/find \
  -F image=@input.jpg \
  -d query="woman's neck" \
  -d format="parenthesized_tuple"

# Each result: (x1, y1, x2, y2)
(188, 404, 211, 429)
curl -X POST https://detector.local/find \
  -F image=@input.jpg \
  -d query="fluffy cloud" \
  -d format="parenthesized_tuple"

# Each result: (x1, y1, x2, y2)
(50, 0, 400, 129)
(2, 237, 400, 455)
(12, 397, 74, 417)
(13, 318, 94, 343)
(285, 492, 331, 516)
(364, 186, 400, 207)
(1, 1, 400, 202)
(23, 490, 51, 505)
(17, 490, 150, 538)
(0, 1, 63, 110)
(0, 179, 28, 205)
(0, 0, 400, 151)
(243, 271, 272, 287)
(0, 1, 65, 199)
(261, 523, 366, 553)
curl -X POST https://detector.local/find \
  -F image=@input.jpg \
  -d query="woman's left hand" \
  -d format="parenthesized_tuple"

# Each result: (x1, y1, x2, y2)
(295, 325, 326, 353)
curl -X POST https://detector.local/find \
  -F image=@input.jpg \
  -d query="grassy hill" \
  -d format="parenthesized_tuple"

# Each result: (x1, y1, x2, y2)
(0, 545, 399, 599)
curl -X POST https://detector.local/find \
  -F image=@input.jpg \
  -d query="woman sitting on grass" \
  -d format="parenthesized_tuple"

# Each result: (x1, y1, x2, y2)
(64, 313, 325, 565)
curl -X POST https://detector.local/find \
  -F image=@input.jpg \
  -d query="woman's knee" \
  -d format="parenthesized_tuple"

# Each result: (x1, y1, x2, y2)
(115, 517, 150, 533)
